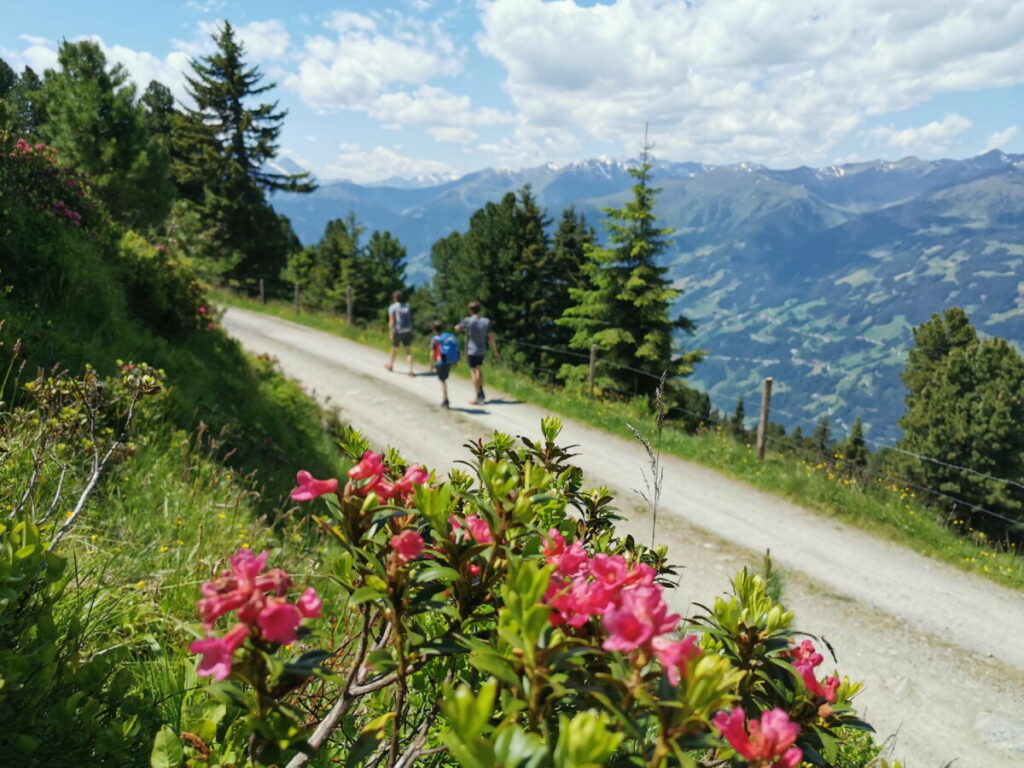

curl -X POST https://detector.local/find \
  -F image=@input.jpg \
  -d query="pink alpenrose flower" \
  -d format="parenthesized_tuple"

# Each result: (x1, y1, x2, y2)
(296, 587, 323, 619)
(712, 707, 802, 768)
(464, 514, 493, 544)
(651, 634, 702, 686)
(290, 470, 339, 501)
(390, 463, 429, 502)
(601, 584, 680, 653)
(257, 598, 303, 645)
(390, 529, 425, 563)
(190, 623, 249, 681)
(348, 450, 386, 481)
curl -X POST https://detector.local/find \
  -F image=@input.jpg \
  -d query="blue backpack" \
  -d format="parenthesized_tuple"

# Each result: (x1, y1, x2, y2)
(437, 333, 460, 365)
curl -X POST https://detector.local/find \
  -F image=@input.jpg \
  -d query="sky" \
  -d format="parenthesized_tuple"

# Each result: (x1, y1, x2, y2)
(3, 0, 1023, 184)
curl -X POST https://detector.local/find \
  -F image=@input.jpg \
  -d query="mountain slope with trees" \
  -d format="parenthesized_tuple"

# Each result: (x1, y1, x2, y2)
(271, 150, 1024, 440)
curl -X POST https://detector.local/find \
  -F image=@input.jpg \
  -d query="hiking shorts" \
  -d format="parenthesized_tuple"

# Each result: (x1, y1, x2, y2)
(435, 362, 451, 381)
(468, 354, 485, 368)
(392, 330, 413, 348)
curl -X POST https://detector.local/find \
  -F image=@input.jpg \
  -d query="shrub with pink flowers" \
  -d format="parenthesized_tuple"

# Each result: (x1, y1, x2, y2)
(1, 134, 100, 232)
(174, 418, 891, 767)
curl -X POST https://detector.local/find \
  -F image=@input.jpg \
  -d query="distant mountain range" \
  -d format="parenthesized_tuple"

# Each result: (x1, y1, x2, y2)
(270, 150, 1024, 442)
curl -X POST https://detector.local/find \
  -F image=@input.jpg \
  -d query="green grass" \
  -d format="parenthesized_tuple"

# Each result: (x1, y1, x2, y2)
(216, 290, 1024, 592)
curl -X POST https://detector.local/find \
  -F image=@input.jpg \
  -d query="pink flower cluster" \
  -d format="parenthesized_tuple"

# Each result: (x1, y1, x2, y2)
(190, 549, 322, 681)
(713, 707, 802, 768)
(52, 199, 82, 226)
(543, 530, 701, 685)
(10, 138, 48, 157)
(786, 640, 840, 703)
(347, 451, 429, 505)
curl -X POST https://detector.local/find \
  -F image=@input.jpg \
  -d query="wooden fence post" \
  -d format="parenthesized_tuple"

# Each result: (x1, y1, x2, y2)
(259, 278, 265, 305)
(756, 377, 773, 460)
(589, 344, 597, 398)
(294, 284, 300, 314)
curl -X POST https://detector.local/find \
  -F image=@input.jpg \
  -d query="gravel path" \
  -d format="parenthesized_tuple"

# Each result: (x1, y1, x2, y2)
(225, 307, 1024, 767)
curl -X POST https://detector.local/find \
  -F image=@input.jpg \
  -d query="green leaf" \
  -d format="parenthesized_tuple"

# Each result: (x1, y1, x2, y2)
(150, 725, 184, 768)
(349, 586, 387, 605)
(469, 652, 520, 687)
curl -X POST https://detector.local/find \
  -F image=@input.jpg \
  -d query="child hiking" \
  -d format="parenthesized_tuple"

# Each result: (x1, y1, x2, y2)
(455, 300, 499, 405)
(386, 290, 414, 376)
(430, 321, 460, 409)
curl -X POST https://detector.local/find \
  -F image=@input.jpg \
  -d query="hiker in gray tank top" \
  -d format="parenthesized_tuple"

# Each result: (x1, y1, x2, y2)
(455, 300, 499, 405)
(386, 290, 415, 376)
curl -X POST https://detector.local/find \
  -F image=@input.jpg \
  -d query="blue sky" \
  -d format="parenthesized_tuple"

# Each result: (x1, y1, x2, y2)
(3, 0, 1022, 183)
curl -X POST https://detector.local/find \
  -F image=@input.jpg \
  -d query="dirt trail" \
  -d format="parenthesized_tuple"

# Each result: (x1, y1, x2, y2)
(224, 307, 1024, 767)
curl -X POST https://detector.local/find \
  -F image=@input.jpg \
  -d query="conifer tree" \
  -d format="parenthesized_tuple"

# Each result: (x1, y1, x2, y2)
(41, 40, 173, 229)
(842, 417, 869, 475)
(812, 417, 832, 460)
(3, 66, 46, 137)
(897, 308, 1024, 524)
(0, 58, 14, 99)
(355, 231, 409, 322)
(730, 398, 747, 438)
(175, 21, 313, 281)
(558, 141, 702, 399)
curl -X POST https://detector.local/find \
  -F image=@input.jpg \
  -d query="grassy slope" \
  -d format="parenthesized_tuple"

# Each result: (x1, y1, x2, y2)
(215, 289, 1024, 591)
(1, 230, 350, 762)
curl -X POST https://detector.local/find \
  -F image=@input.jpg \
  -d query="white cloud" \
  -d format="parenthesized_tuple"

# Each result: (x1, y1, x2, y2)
(284, 11, 460, 111)
(173, 19, 291, 61)
(369, 85, 512, 143)
(3, 35, 60, 72)
(986, 126, 1020, 150)
(869, 113, 973, 154)
(324, 144, 456, 183)
(185, 0, 225, 13)
(2, 35, 190, 98)
(475, 0, 1024, 166)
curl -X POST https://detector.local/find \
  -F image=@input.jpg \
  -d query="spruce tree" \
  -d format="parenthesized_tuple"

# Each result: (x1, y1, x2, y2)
(897, 308, 1024, 524)
(842, 417, 869, 475)
(179, 22, 313, 196)
(355, 231, 409, 323)
(812, 417, 832, 460)
(558, 142, 702, 398)
(41, 40, 173, 229)
(730, 398, 747, 438)
(176, 21, 314, 281)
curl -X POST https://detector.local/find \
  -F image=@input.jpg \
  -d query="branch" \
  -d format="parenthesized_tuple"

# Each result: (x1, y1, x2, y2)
(47, 388, 141, 552)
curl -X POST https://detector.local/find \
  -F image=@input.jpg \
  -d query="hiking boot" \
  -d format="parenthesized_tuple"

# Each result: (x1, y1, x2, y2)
(441, 399, 449, 409)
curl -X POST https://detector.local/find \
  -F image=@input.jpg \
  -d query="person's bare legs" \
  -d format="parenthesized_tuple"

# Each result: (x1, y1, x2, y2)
(405, 345, 414, 376)
(470, 365, 485, 402)
(386, 344, 397, 371)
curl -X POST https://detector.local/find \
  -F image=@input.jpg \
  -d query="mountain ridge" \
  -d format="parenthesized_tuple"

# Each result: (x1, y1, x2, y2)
(270, 150, 1024, 441)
